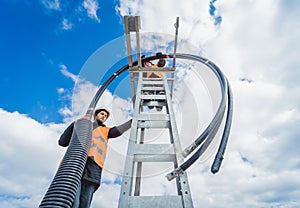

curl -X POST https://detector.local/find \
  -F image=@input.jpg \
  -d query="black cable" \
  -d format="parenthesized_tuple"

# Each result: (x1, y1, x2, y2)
(39, 53, 233, 206)
(211, 80, 233, 173)
(165, 53, 233, 181)
(176, 54, 228, 157)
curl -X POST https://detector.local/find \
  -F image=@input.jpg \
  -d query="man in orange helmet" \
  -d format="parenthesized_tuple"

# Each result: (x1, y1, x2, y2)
(59, 108, 131, 208)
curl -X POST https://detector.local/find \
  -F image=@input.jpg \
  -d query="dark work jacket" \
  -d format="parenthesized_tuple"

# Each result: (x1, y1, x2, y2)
(59, 119, 132, 188)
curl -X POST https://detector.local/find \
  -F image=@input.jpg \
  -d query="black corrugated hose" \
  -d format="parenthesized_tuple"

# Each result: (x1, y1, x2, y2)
(39, 62, 130, 208)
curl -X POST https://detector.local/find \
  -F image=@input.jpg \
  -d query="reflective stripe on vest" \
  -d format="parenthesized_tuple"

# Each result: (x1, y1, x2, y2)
(88, 126, 110, 168)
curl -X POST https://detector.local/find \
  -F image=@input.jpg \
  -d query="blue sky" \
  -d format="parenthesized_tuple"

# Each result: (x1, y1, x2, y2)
(0, 0, 222, 124)
(0, 0, 125, 123)
(1, 0, 300, 208)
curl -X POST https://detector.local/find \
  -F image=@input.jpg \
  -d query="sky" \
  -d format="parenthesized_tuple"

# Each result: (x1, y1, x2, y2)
(0, 0, 300, 207)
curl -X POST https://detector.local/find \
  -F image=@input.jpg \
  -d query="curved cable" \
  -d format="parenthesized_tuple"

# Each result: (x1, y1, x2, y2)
(39, 53, 233, 206)
(165, 53, 233, 181)
(174, 54, 228, 157)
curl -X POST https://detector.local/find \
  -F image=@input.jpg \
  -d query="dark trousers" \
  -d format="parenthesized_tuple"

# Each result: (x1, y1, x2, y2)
(72, 181, 98, 208)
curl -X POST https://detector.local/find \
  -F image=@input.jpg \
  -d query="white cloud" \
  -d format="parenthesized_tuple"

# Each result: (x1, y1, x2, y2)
(56, 87, 64, 94)
(61, 18, 73, 30)
(2, 0, 300, 207)
(83, 0, 100, 23)
(0, 85, 132, 208)
(59, 64, 78, 82)
(116, 0, 218, 46)
(58, 105, 72, 119)
(40, 0, 101, 31)
(0, 109, 66, 207)
(114, 0, 300, 207)
(41, 0, 60, 11)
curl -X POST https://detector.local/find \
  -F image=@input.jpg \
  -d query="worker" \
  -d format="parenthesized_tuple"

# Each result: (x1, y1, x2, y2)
(59, 108, 132, 208)
(144, 60, 164, 78)
(143, 58, 166, 111)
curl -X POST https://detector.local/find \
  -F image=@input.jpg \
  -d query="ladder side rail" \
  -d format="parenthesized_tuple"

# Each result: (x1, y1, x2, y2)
(118, 72, 144, 208)
(134, 127, 145, 196)
(135, 16, 142, 68)
(163, 76, 183, 161)
(124, 16, 141, 105)
(163, 77, 194, 207)
(124, 18, 136, 101)
(124, 16, 133, 68)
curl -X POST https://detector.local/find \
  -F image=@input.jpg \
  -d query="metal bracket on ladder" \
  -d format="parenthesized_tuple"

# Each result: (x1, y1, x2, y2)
(124, 15, 142, 100)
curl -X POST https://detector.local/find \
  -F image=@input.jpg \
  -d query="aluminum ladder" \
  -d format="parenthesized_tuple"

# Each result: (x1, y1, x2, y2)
(118, 15, 193, 208)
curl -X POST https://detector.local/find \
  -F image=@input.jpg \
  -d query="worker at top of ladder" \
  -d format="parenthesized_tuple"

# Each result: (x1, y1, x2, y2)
(58, 108, 132, 208)
(142, 57, 166, 111)
(143, 58, 166, 78)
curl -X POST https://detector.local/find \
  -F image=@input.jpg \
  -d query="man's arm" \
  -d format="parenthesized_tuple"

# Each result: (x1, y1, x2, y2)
(108, 119, 132, 138)
(147, 71, 163, 78)
(58, 122, 75, 147)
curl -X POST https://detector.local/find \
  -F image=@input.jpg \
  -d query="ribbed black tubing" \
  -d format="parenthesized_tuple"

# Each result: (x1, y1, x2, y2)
(39, 119, 92, 207)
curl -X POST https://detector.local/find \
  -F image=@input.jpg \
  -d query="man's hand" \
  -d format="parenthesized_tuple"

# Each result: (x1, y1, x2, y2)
(82, 115, 90, 120)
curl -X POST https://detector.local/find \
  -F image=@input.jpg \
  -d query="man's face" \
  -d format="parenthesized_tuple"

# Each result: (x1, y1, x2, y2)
(145, 62, 152, 67)
(96, 111, 108, 123)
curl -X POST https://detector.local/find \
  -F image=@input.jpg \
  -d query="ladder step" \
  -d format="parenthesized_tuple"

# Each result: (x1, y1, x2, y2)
(138, 114, 169, 121)
(142, 86, 164, 91)
(130, 67, 175, 72)
(140, 94, 165, 100)
(133, 144, 176, 162)
(143, 77, 163, 81)
(134, 154, 176, 162)
(142, 80, 164, 85)
(138, 120, 170, 128)
(134, 144, 174, 155)
(143, 100, 166, 107)
(128, 196, 183, 208)
(130, 77, 174, 82)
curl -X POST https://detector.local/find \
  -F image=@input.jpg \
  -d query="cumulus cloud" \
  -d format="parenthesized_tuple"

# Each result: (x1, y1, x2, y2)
(83, 0, 101, 23)
(61, 18, 73, 30)
(59, 64, 78, 82)
(113, 0, 300, 207)
(33, 0, 300, 207)
(41, 0, 61, 11)
(116, 0, 218, 46)
(0, 109, 66, 207)
(2, 0, 299, 207)
(0, 81, 132, 207)
(40, 0, 101, 31)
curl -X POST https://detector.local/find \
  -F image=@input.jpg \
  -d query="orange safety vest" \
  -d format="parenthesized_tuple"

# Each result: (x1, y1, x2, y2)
(88, 126, 110, 168)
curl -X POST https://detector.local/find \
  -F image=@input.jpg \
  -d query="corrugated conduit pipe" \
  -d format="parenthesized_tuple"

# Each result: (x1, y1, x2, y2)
(39, 118, 92, 207)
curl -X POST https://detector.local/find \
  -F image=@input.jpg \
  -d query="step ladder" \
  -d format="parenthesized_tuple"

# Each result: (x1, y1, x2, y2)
(118, 16, 193, 208)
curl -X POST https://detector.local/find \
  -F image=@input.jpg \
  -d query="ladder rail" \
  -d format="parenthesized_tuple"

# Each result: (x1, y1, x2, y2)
(119, 74, 144, 205)
(120, 15, 193, 208)
(118, 70, 194, 208)
(134, 127, 145, 196)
